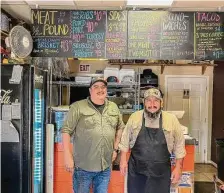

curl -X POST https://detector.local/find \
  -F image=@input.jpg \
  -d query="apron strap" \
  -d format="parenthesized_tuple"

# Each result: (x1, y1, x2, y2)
(159, 113, 162, 130)
(142, 112, 145, 126)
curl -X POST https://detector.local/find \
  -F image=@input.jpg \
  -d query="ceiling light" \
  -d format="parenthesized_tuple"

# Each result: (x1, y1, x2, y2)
(127, 0, 174, 7)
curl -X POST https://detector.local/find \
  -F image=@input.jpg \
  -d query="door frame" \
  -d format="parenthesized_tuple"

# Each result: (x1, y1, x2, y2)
(164, 75, 210, 163)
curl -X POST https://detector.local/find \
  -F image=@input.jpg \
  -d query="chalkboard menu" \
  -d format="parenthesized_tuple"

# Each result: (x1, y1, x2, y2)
(31, 10, 106, 58)
(31, 10, 224, 60)
(128, 11, 162, 59)
(128, 11, 194, 59)
(31, 10, 72, 57)
(195, 12, 224, 60)
(106, 11, 127, 59)
(71, 10, 106, 58)
(161, 12, 194, 59)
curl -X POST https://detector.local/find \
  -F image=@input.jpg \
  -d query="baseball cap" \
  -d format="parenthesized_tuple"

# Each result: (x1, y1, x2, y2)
(144, 88, 163, 100)
(90, 77, 107, 88)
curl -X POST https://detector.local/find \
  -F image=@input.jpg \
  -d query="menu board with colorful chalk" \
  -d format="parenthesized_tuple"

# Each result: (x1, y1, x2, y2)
(127, 11, 161, 59)
(71, 10, 106, 58)
(31, 10, 72, 57)
(127, 11, 194, 59)
(161, 12, 194, 59)
(106, 10, 128, 59)
(31, 10, 107, 58)
(195, 12, 224, 60)
(31, 10, 224, 60)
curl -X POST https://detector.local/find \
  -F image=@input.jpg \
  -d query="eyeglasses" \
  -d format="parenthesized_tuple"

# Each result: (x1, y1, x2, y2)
(92, 85, 107, 90)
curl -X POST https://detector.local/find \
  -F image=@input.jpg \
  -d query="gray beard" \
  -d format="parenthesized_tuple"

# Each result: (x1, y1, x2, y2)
(144, 108, 161, 119)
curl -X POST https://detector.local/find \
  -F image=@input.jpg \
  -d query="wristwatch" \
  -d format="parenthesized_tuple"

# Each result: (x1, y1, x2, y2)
(114, 148, 119, 153)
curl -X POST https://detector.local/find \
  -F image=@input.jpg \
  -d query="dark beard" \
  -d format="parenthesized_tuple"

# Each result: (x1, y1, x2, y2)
(144, 107, 161, 119)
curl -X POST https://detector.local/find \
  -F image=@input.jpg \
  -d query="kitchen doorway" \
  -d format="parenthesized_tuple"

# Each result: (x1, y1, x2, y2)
(165, 76, 209, 163)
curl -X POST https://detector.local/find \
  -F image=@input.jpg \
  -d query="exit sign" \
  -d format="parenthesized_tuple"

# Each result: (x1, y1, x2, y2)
(79, 64, 91, 72)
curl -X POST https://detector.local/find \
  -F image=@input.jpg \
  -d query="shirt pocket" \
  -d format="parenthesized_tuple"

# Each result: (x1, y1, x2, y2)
(82, 110, 96, 129)
(107, 110, 119, 128)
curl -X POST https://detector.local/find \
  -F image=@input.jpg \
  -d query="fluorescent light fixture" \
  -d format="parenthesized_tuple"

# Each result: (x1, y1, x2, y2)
(127, 0, 174, 6)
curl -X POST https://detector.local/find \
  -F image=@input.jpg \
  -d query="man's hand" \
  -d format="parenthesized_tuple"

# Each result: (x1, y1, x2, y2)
(171, 167, 182, 184)
(62, 133, 74, 173)
(120, 159, 128, 176)
(64, 154, 74, 173)
(120, 151, 128, 176)
(112, 151, 118, 162)
(220, 185, 224, 191)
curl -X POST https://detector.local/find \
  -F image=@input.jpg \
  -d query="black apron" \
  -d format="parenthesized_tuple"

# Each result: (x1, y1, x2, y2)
(128, 114, 171, 193)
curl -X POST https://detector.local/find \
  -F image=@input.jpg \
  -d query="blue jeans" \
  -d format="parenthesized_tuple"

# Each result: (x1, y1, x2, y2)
(73, 167, 111, 193)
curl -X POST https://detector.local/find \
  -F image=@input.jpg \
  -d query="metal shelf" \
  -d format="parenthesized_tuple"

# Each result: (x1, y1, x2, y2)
(107, 88, 136, 92)
(51, 81, 89, 87)
(51, 81, 139, 88)
(108, 82, 138, 87)
(51, 68, 141, 111)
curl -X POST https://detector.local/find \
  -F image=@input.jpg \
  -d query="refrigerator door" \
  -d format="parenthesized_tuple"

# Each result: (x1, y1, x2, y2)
(1, 65, 28, 193)
(1, 65, 48, 193)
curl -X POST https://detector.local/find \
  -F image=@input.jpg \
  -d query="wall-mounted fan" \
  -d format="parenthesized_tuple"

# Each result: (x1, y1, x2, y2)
(8, 25, 33, 59)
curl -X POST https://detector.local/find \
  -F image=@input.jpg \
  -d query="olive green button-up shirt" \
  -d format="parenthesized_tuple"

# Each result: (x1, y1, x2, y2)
(61, 98, 125, 172)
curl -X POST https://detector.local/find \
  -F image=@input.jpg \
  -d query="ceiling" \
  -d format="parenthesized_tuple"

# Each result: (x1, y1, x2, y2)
(1, 0, 224, 23)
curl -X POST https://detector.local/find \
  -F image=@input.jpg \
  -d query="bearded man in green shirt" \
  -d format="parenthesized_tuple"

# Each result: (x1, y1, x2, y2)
(61, 77, 125, 193)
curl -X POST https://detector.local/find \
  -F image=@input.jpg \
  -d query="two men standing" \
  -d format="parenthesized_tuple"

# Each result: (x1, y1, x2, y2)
(62, 81, 186, 193)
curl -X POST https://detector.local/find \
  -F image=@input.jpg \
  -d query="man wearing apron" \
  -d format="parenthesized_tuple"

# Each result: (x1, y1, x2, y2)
(119, 88, 186, 193)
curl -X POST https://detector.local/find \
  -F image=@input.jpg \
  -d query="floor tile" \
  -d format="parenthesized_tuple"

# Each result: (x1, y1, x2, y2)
(195, 164, 217, 173)
(204, 172, 216, 181)
(194, 173, 212, 182)
(194, 163, 217, 183)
